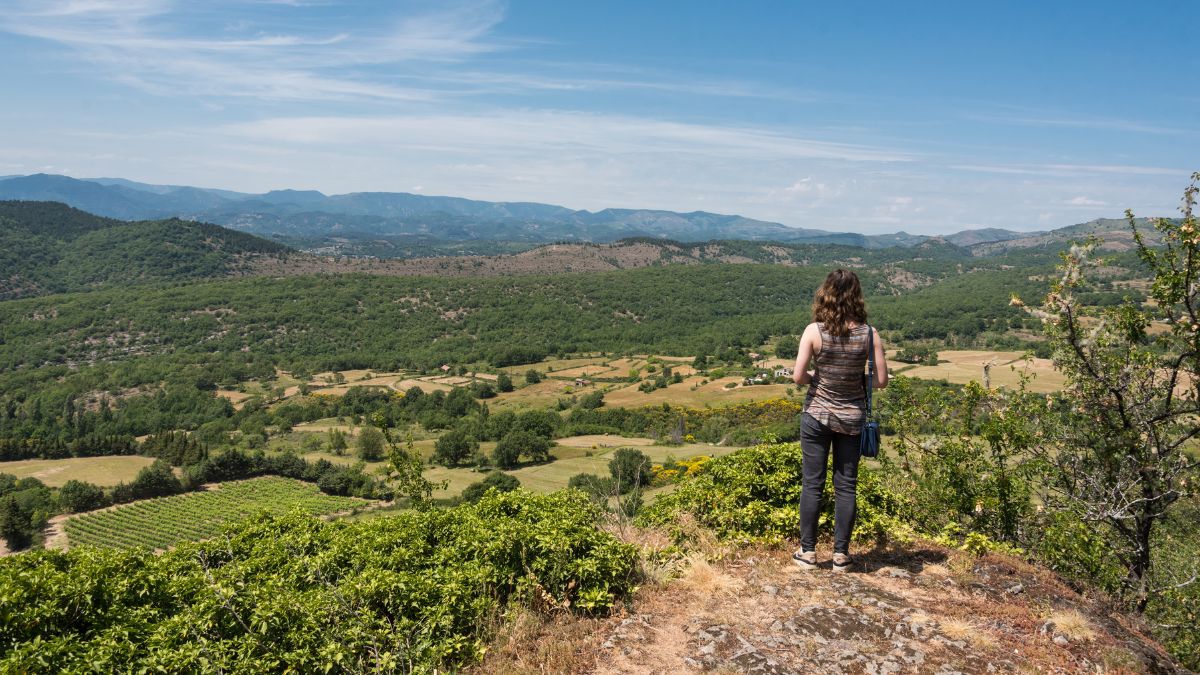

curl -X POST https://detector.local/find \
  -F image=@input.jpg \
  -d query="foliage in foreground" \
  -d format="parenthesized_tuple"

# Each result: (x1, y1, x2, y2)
(639, 441, 914, 546)
(0, 490, 637, 673)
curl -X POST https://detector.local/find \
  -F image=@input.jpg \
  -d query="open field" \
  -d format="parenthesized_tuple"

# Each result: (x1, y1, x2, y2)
(490, 379, 580, 411)
(498, 356, 605, 375)
(0, 456, 157, 487)
(896, 350, 1064, 393)
(214, 389, 253, 409)
(552, 364, 620, 379)
(60, 476, 370, 550)
(485, 443, 739, 495)
(605, 375, 795, 408)
(425, 440, 737, 498)
(555, 434, 657, 448)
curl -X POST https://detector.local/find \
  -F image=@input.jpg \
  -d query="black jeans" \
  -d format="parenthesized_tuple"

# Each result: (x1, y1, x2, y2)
(798, 412, 861, 554)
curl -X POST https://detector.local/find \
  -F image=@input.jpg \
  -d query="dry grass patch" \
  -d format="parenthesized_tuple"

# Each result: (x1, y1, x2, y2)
(556, 434, 656, 448)
(898, 350, 1065, 393)
(0, 455, 158, 488)
(469, 606, 607, 675)
(674, 554, 742, 598)
(214, 389, 253, 409)
(939, 618, 998, 649)
(1047, 609, 1097, 642)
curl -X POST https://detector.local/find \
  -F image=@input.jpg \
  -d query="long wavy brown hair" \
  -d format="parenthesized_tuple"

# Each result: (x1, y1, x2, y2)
(812, 269, 867, 337)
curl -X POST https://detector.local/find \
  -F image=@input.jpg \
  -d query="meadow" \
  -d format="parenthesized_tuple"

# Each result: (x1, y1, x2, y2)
(0, 455, 156, 487)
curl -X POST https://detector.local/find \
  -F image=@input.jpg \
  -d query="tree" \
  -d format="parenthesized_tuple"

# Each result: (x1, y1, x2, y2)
(513, 410, 558, 439)
(775, 335, 799, 360)
(492, 429, 551, 469)
(609, 448, 651, 493)
(328, 428, 348, 456)
(496, 372, 514, 392)
(524, 369, 542, 384)
(433, 429, 478, 467)
(1031, 174, 1200, 611)
(373, 416, 445, 509)
(57, 480, 109, 513)
(461, 471, 520, 503)
(356, 426, 385, 461)
(578, 390, 605, 410)
(0, 495, 30, 550)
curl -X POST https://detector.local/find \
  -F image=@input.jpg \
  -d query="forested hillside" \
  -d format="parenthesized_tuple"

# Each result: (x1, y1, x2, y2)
(0, 201, 291, 299)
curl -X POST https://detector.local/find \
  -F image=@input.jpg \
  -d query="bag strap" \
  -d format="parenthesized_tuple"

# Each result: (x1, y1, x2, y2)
(864, 325, 875, 419)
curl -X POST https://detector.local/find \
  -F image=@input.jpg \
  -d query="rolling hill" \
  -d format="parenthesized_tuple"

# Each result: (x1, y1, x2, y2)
(0, 201, 291, 300)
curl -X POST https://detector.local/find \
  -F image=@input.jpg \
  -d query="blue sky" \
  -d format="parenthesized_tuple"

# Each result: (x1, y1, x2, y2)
(0, 0, 1195, 234)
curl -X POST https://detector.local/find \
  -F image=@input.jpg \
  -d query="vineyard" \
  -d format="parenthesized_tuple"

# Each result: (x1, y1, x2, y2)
(62, 477, 369, 550)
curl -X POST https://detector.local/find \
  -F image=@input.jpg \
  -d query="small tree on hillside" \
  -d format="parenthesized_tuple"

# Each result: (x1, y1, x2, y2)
(1030, 173, 1200, 610)
(328, 428, 348, 456)
(0, 495, 30, 550)
(524, 369, 542, 384)
(775, 335, 799, 360)
(492, 430, 551, 469)
(356, 426, 385, 461)
(57, 480, 109, 513)
(609, 448, 651, 493)
(433, 429, 477, 467)
(496, 372, 514, 392)
(372, 415, 445, 509)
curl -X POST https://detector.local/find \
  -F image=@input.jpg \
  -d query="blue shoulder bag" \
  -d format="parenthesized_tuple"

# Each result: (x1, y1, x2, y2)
(860, 326, 881, 458)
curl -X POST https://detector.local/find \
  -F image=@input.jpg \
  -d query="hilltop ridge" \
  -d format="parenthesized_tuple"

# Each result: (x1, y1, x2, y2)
(477, 543, 1183, 674)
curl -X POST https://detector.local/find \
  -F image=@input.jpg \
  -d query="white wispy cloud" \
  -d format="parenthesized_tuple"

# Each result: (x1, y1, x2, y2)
(1, 0, 507, 101)
(964, 106, 1189, 136)
(1066, 196, 1107, 206)
(218, 111, 915, 163)
(0, 0, 823, 104)
(951, 163, 1186, 177)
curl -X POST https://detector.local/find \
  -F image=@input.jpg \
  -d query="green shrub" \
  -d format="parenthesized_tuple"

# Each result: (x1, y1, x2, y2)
(461, 471, 520, 503)
(0, 490, 637, 672)
(639, 441, 914, 546)
(56, 480, 110, 513)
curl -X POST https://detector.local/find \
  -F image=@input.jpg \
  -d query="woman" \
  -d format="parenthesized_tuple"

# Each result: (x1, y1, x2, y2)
(790, 269, 888, 572)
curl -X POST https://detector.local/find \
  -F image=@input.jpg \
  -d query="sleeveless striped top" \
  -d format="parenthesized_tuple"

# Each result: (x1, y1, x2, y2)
(803, 323, 870, 435)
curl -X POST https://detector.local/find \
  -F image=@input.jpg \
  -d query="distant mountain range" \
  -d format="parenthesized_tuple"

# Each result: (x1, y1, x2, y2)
(0, 173, 1037, 249)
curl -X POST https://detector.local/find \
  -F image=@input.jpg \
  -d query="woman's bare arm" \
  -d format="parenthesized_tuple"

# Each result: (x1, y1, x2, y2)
(872, 327, 889, 389)
(792, 323, 819, 386)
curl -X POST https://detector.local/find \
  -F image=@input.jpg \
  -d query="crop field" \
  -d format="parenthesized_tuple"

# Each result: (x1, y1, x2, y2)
(0, 455, 158, 487)
(61, 477, 368, 550)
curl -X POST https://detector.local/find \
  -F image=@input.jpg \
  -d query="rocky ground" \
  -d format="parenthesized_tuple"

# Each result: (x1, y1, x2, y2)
(478, 543, 1185, 674)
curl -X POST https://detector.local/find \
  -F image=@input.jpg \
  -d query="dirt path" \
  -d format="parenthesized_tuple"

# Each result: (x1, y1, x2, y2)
(43, 514, 70, 550)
